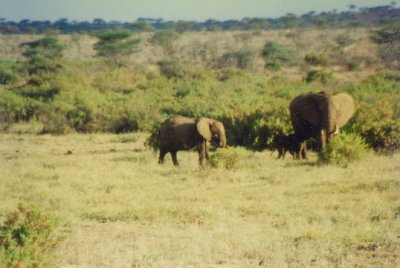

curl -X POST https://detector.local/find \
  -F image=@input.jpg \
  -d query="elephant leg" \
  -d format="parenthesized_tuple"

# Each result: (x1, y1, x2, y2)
(277, 148, 283, 159)
(171, 151, 179, 166)
(319, 129, 327, 150)
(197, 141, 207, 165)
(158, 148, 168, 164)
(300, 142, 307, 159)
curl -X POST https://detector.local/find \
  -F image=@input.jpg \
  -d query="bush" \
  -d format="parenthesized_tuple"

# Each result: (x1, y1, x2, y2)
(261, 42, 295, 71)
(0, 69, 17, 85)
(208, 147, 249, 170)
(221, 109, 292, 150)
(318, 133, 368, 167)
(157, 59, 184, 79)
(361, 121, 400, 153)
(305, 69, 333, 83)
(218, 48, 254, 70)
(0, 204, 63, 268)
(304, 53, 328, 66)
(346, 59, 362, 71)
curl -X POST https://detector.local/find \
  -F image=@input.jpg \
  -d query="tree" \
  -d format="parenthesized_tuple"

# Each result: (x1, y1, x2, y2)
(93, 29, 141, 67)
(21, 36, 65, 75)
(150, 30, 180, 56)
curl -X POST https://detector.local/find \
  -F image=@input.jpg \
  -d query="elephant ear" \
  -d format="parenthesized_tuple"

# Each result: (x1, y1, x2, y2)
(196, 118, 212, 141)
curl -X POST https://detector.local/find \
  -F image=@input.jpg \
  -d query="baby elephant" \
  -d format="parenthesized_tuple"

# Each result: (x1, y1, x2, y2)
(271, 133, 302, 160)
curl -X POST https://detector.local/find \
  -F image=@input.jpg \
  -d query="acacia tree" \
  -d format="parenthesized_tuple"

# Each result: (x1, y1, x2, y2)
(93, 29, 141, 67)
(21, 36, 65, 75)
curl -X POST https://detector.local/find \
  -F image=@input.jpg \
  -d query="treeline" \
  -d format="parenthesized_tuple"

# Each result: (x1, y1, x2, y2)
(0, 5, 399, 34)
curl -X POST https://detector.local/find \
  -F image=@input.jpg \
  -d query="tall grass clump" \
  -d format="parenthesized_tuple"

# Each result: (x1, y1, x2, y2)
(0, 204, 63, 268)
(318, 133, 368, 167)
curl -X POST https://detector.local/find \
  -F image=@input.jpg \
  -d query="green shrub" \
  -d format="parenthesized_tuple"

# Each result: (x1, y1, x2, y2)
(218, 48, 254, 70)
(208, 147, 249, 170)
(0, 91, 42, 123)
(0, 204, 63, 268)
(0, 70, 17, 85)
(318, 133, 368, 167)
(221, 109, 292, 150)
(261, 42, 295, 71)
(157, 59, 183, 79)
(361, 121, 400, 153)
(305, 69, 333, 83)
(304, 53, 328, 66)
(150, 30, 180, 56)
(144, 121, 162, 152)
(346, 60, 362, 71)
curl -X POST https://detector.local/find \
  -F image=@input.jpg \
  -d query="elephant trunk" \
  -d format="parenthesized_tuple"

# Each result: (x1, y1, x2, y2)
(219, 128, 227, 148)
(320, 94, 336, 148)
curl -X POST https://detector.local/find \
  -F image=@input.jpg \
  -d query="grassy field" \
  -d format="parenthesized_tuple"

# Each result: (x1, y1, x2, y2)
(1, 133, 399, 267)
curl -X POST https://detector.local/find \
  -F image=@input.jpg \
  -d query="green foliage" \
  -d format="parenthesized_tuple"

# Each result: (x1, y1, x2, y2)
(144, 122, 162, 152)
(305, 69, 333, 83)
(150, 30, 180, 56)
(318, 133, 368, 167)
(0, 91, 42, 124)
(361, 121, 400, 153)
(346, 59, 362, 71)
(0, 69, 17, 85)
(0, 204, 63, 268)
(221, 108, 292, 150)
(304, 53, 328, 66)
(208, 147, 249, 170)
(93, 29, 141, 67)
(261, 42, 295, 70)
(21, 37, 64, 75)
(218, 48, 254, 70)
(157, 59, 184, 79)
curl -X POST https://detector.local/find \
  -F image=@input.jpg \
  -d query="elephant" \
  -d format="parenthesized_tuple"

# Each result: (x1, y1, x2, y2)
(289, 91, 355, 158)
(271, 133, 302, 160)
(158, 115, 227, 166)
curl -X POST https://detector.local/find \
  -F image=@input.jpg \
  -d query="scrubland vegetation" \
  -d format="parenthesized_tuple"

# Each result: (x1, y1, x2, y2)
(1, 7, 400, 266)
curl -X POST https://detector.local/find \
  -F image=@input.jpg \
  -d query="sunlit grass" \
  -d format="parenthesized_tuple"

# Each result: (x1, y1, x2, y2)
(1, 133, 399, 267)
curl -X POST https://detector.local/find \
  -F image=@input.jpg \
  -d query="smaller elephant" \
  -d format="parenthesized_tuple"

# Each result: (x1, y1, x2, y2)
(158, 115, 227, 166)
(271, 133, 302, 160)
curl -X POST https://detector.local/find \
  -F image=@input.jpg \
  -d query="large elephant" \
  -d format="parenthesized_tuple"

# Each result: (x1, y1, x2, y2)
(289, 91, 355, 158)
(158, 115, 227, 166)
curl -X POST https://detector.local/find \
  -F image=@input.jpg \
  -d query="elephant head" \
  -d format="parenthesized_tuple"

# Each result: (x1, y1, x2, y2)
(158, 116, 227, 166)
(196, 117, 227, 148)
(332, 93, 355, 132)
(289, 92, 355, 158)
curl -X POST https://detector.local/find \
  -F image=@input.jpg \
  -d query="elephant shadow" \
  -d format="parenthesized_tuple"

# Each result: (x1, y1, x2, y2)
(284, 161, 319, 168)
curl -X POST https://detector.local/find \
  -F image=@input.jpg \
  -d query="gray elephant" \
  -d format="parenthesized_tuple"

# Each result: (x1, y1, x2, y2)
(289, 91, 355, 158)
(158, 115, 227, 166)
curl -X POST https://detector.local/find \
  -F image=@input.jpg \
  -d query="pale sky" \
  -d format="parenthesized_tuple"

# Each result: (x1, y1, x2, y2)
(0, 0, 395, 22)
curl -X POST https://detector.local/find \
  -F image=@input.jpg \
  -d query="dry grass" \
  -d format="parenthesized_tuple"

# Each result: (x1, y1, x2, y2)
(1, 133, 399, 267)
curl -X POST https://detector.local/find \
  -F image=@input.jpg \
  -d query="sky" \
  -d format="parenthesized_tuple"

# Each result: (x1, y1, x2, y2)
(0, 0, 395, 22)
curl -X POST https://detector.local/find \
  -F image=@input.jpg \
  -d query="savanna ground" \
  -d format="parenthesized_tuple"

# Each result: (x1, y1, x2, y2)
(1, 133, 399, 267)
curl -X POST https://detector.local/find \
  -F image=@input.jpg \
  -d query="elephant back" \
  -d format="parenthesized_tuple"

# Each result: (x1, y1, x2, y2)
(159, 116, 199, 149)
